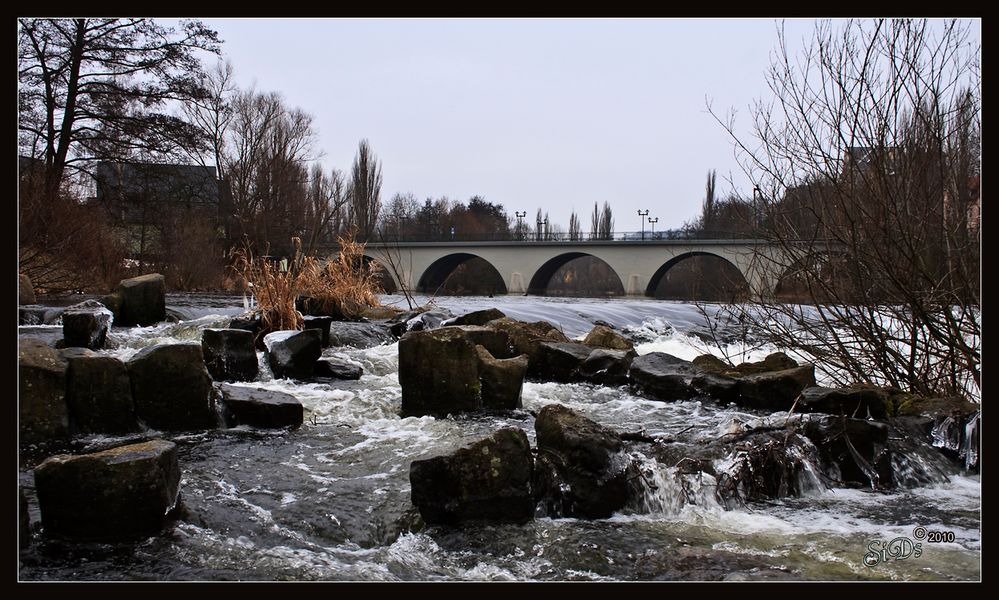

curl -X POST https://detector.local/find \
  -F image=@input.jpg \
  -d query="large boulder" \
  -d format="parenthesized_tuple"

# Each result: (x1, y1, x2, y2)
(577, 348, 637, 386)
(19, 273, 36, 305)
(628, 352, 699, 401)
(533, 404, 634, 519)
(582, 325, 633, 351)
(111, 273, 166, 326)
(127, 342, 216, 431)
(264, 329, 322, 379)
(475, 346, 529, 410)
(410, 427, 534, 525)
(797, 385, 889, 419)
(19, 338, 70, 444)
(736, 365, 816, 411)
(202, 328, 259, 382)
(62, 299, 114, 350)
(399, 328, 481, 417)
(444, 308, 506, 327)
(691, 370, 740, 403)
(732, 352, 800, 376)
(303, 315, 334, 347)
(216, 384, 303, 429)
(33, 439, 181, 540)
(537, 342, 593, 382)
(328, 322, 396, 349)
(486, 318, 570, 376)
(62, 350, 139, 434)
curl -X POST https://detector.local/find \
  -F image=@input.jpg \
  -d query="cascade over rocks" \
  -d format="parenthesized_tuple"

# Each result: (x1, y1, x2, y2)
(62, 350, 139, 435)
(202, 328, 259, 382)
(127, 342, 216, 431)
(264, 329, 322, 379)
(533, 404, 635, 519)
(216, 383, 303, 429)
(33, 439, 181, 540)
(19, 338, 70, 443)
(801, 417, 893, 489)
(409, 427, 535, 525)
(61, 300, 114, 350)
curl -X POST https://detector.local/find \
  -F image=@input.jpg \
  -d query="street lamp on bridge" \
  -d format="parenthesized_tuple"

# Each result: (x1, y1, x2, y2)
(536, 216, 547, 241)
(638, 209, 649, 240)
(648, 216, 659, 238)
(515, 211, 526, 240)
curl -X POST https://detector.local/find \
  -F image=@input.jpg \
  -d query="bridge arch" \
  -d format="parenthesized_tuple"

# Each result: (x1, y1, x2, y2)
(416, 252, 507, 295)
(527, 252, 625, 296)
(645, 251, 750, 300)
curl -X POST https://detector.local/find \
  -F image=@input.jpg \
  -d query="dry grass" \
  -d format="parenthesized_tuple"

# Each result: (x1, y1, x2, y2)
(232, 231, 383, 342)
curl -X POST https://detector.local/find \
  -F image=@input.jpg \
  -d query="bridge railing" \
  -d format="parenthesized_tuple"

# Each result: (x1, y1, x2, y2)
(366, 229, 760, 243)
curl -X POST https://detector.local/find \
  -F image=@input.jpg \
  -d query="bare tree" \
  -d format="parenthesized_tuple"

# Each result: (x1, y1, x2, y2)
(18, 18, 221, 198)
(348, 139, 382, 241)
(709, 18, 980, 401)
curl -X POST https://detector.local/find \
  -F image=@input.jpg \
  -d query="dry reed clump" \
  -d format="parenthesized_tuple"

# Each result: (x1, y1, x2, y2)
(232, 233, 383, 342)
(296, 233, 384, 320)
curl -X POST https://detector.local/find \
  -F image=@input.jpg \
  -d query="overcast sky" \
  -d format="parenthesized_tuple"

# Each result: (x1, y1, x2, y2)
(198, 18, 977, 233)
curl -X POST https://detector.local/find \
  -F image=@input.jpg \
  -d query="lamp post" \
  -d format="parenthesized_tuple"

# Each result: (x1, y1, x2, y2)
(638, 209, 649, 240)
(536, 216, 548, 241)
(648, 216, 658, 238)
(515, 211, 526, 240)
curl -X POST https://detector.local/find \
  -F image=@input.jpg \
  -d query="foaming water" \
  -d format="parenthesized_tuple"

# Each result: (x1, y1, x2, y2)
(18, 293, 980, 582)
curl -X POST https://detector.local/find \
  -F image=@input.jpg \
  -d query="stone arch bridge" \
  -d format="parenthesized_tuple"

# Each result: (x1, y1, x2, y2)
(358, 240, 790, 300)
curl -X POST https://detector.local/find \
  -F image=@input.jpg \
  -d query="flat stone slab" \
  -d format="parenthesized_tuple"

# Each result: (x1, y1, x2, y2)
(217, 383, 303, 429)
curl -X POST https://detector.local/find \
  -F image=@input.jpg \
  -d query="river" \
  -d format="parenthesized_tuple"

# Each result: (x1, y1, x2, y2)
(17, 293, 981, 581)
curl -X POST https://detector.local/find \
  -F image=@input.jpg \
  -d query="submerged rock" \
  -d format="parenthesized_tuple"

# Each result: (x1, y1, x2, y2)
(127, 342, 216, 431)
(410, 427, 534, 525)
(265, 329, 322, 380)
(314, 357, 363, 380)
(328, 322, 396, 349)
(61, 300, 114, 350)
(202, 328, 259, 382)
(33, 439, 181, 540)
(216, 383, 303, 429)
(534, 404, 634, 519)
(19, 338, 70, 444)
